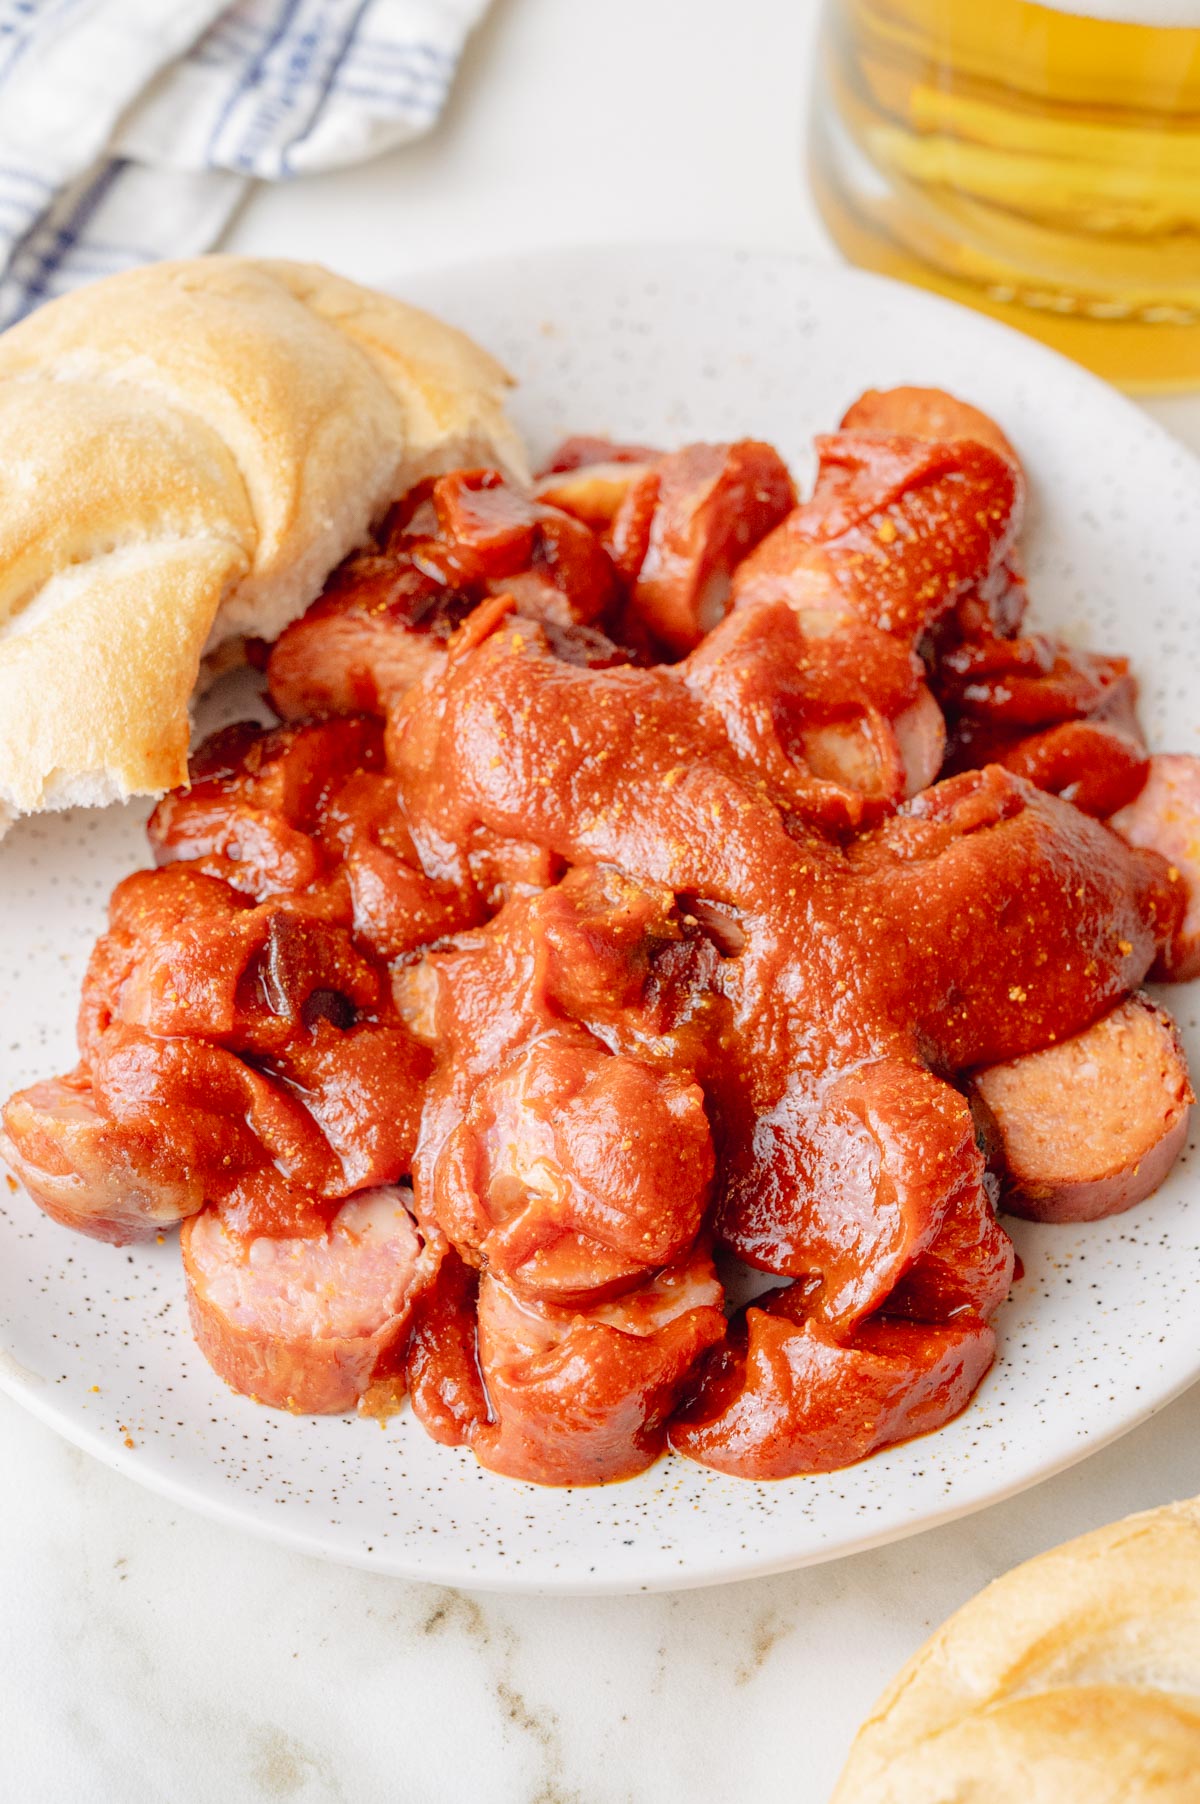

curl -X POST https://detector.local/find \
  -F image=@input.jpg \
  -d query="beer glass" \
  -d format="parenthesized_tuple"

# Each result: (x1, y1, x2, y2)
(809, 1, 1200, 391)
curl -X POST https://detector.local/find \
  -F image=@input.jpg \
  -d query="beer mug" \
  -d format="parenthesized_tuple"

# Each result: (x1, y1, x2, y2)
(809, 1, 1200, 391)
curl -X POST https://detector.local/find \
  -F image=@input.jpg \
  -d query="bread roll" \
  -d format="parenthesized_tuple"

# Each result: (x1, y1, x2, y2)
(0, 257, 526, 835)
(834, 1497, 1200, 1802)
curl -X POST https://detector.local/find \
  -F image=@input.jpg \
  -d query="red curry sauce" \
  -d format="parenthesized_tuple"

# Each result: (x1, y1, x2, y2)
(1, 393, 1186, 1486)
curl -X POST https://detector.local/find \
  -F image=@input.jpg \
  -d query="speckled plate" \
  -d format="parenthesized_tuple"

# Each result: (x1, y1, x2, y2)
(2, 246, 1200, 1594)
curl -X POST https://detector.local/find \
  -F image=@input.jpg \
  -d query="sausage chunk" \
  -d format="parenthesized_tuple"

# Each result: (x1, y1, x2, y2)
(1, 1071, 207, 1245)
(886, 1181, 1015, 1322)
(471, 1248, 726, 1485)
(182, 1185, 438, 1413)
(433, 1029, 715, 1304)
(716, 1057, 988, 1333)
(682, 599, 945, 828)
(1110, 753, 1200, 980)
(972, 994, 1193, 1224)
(730, 433, 1022, 643)
(533, 460, 652, 532)
(609, 441, 796, 653)
(839, 385, 1021, 470)
(148, 717, 384, 899)
(269, 469, 618, 721)
(266, 574, 456, 721)
(670, 1283, 996, 1479)
(404, 1249, 488, 1448)
(538, 435, 664, 474)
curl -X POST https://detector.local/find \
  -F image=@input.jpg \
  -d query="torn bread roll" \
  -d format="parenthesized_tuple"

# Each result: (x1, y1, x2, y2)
(0, 256, 526, 836)
(972, 992, 1192, 1224)
(833, 1496, 1200, 1804)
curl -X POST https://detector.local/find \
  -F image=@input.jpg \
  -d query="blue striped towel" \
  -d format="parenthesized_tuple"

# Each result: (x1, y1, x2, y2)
(0, 0, 491, 327)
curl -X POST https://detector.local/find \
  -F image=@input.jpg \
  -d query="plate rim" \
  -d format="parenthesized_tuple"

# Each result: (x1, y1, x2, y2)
(3, 240, 1200, 1593)
(4, 1345, 1198, 1595)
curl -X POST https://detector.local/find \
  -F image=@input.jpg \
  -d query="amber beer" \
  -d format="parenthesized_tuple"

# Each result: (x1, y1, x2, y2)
(809, 0, 1200, 390)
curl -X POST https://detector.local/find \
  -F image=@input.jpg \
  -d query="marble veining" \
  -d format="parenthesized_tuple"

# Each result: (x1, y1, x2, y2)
(3, 1384, 1199, 1800)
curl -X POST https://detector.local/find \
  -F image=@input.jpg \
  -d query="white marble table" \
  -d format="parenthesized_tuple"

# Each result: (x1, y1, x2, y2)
(4, 2, 1199, 1797)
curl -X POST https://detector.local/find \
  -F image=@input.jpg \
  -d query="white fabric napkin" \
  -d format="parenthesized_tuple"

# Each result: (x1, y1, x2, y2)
(0, 0, 491, 327)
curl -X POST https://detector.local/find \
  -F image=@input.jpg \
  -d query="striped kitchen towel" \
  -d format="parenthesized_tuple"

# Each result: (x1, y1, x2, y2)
(0, 0, 491, 327)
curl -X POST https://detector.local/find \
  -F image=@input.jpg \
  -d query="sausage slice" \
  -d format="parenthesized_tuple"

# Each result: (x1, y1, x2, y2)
(1, 1072, 206, 1245)
(609, 441, 796, 653)
(892, 684, 948, 797)
(433, 1028, 714, 1305)
(730, 433, 1022, 643)
(1110, 753, 1200, 980)
(839, 385, 1021, 470)
(268, 594, 452, 721)
(533, 461, 652, 532)
(471, 1248, 726, 1485)
(972, 994, 1193, 1224)
(182, 1185, 439, 1413)
(670, 1288, 996, 1479)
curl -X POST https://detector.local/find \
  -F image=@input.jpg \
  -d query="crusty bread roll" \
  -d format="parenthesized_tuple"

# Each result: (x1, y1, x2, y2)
(0, 256, 526, 835)
(834, 1496, 1200, 1802)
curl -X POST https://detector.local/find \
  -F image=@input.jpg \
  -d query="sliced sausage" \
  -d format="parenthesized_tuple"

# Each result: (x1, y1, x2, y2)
(433, 1028, 714, 1304)
(5, 1025, 338, 1249)
(182, 1185, 439, 1413)
(885, 1180, 1015, 1322)
(106, 1025, 338, 1212)
(3, 1032, 347, 1250)
(1, 1071, 207, 1245)
(892, 684, 947, 797)
(609, 441, 797, 654)
(270, 473, 620, 723)
(972, 993, 1193, 1223)
(683, 598, 944, 822)
(537, 435, 664, 475)
(716, 1057, 987, 1333)
(345, 838, 474, 960)
(188, 717, 383, 825)
(97, 871, 381, 1058)
(840, 385, 1021, 470)
(267, 583, 455, 720)
(264, 1020, 430, 1194)
(730, 434, 1022, 643)
(149, 717, 383, 895)
(533, 461, 652, 532)
(1110, 753, 1200, 980)
(669, 1285, 995, 1479)
(404, 1248, 487, 1447)
(77, 866, 255, 1059)
(847, 766, 1185, 1070)
(860, 391, 1028, 645)
(945, 716, 1150, 819)
(429, 468, 616, 628)
(935, 634, 1135, 730)
(471, 1248, 726, 1485)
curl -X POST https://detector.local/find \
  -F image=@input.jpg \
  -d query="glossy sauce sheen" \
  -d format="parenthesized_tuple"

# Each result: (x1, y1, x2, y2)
(1, 399, 1192, 1486)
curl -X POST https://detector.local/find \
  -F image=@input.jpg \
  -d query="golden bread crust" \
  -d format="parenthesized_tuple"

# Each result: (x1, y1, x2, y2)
(834, 1497, 1200, 1802)
(0, 256, 525, 830)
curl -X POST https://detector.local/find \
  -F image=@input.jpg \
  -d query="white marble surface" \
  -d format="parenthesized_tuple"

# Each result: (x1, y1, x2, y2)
(4, 1, 1200, 1798)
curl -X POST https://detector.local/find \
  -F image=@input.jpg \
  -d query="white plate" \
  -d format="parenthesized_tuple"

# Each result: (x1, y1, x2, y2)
(2, 246, 1200, 1594)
